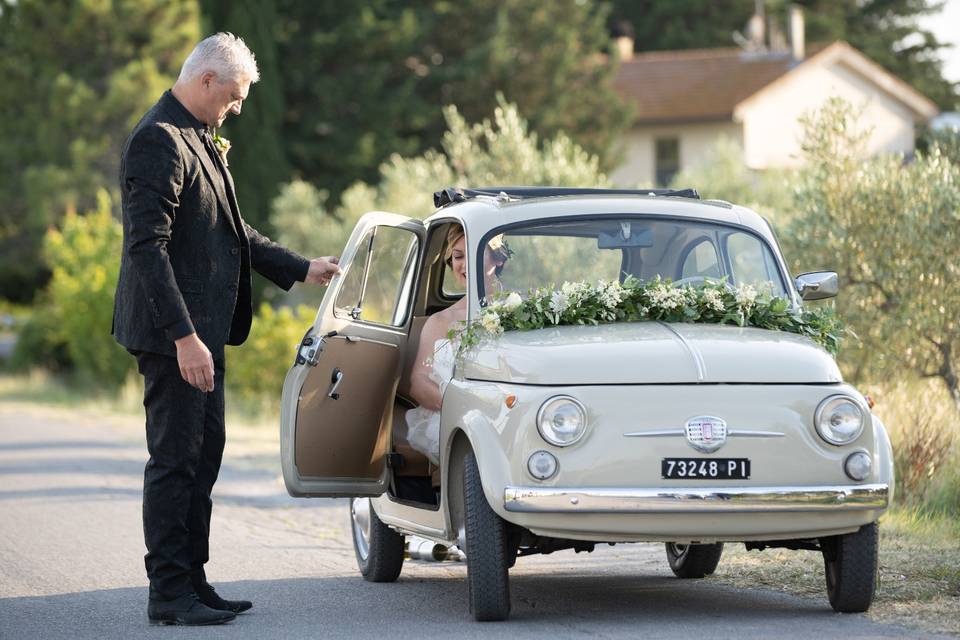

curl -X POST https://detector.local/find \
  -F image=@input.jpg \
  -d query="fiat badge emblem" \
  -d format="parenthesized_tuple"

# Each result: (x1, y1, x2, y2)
(685, 416, 727, 453)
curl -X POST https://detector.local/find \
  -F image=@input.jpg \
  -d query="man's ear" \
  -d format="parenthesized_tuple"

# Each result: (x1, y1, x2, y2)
(200, 71, 218, 90)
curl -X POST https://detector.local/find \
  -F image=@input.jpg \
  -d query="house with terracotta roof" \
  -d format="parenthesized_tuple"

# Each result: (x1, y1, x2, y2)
(610, 16, 939, 187)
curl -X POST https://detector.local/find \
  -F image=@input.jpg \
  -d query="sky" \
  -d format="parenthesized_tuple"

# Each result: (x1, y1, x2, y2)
(920, 0, 960, 84)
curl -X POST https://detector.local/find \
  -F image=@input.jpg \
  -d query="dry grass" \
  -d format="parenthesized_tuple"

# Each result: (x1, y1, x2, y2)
(713, 508, 959, 635)
(864, 378, 960, 515)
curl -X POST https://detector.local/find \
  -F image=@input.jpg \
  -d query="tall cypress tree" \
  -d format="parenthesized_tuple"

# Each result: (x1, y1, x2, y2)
(274, 0, 633, 205)
(200, 0, 290, 232)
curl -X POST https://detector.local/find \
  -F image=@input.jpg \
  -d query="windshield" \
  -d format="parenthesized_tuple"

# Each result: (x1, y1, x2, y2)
(479, 217, 788, 299)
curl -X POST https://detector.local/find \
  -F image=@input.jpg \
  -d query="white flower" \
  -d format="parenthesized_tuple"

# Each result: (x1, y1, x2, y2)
(597, 280, 623, 309)
(549, 290, 570, 315)
(735, 283, 758, 309)
(480, 310, 502, 334)
(702, 288, 725, 313)
(501, 291, 522, 311)
(648, 284, 684, 310)
(561, 281, 590, 306)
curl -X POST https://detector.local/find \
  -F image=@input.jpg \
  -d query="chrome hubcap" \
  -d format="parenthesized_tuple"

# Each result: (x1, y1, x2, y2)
(351, 497, 372, 561)
(669, 543, 689, 558)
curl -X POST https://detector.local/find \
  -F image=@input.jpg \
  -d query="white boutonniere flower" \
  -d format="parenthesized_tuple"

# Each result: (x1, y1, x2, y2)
(212, 130, 231, 167)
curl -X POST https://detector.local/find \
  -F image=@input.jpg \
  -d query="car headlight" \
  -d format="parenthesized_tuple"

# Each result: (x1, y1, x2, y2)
(537, 395, 587, 446)
(815, 395, 865, 445)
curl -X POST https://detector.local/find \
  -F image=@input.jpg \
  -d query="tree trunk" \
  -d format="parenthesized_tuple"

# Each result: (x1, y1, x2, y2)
(936, 341, 960, 415)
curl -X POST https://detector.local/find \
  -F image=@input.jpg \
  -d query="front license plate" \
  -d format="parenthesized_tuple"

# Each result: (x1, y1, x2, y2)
(662, 458, 750, 480)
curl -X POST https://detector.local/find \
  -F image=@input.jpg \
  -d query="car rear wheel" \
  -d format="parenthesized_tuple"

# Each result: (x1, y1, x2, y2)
(463, 451, 511, 621)
(665, 542, 724, 578)
(821, 522, 878, 612)
(350, 497, 405, 582)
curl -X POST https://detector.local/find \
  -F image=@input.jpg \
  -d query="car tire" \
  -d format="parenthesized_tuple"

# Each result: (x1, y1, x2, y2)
(463, 451, 511, 621)
(350, 497, 405, 582)
(664, 542, 724, 578)
(821, 522, 878, 613)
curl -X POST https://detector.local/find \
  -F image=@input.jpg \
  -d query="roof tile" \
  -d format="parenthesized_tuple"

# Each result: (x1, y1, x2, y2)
(614, 47, 808, 123)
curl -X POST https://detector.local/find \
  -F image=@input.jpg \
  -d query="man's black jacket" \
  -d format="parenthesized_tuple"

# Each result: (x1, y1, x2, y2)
(112, 91, 309, 359)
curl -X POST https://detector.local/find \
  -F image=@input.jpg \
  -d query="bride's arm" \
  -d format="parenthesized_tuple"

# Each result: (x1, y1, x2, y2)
(408, 313, 447, 412)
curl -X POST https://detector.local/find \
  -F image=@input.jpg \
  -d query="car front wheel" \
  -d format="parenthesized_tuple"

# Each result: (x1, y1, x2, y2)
(821, 522, 878, 612)
(463, 451, 511, 621)
(350, 497, 405, 582)
(665, 542, 724, 578)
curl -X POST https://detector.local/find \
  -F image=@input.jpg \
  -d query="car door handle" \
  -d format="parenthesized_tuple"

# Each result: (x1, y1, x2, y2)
(327, 368, 343, 400)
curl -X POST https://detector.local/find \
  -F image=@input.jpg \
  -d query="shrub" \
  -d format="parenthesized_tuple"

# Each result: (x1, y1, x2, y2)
(7, 301, 71, 373)
(225, 303, 316, 410)
(269, 97, 608, 310)
(869, 379, 958, 511)
(271, 97, 607, 260)
(13, 190, 132, 384)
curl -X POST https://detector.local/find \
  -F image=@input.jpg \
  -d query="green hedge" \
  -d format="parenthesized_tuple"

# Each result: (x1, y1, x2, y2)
(225, 303, 316, 408)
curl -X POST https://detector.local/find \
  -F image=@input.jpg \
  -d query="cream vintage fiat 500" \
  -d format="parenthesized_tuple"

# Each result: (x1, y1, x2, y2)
(280, 187, 893, 621)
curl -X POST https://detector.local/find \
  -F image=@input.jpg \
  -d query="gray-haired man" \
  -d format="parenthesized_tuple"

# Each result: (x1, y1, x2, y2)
(113, 33, 340, 626)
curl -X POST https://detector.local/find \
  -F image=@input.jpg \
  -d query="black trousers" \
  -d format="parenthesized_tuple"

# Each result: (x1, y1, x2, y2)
(135, 351, 225, 599)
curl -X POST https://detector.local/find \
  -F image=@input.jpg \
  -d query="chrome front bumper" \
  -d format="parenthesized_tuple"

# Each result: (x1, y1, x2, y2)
(503, 483, 889, 513)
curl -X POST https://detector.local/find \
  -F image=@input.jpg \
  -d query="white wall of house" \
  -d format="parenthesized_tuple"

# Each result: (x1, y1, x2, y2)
(736, 61, 918, 169)
(610, 121, 743, 187)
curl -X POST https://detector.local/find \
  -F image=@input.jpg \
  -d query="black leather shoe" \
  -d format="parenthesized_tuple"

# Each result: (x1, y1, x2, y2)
(195, 582, 253, 614)
(147, 592, 236, 626)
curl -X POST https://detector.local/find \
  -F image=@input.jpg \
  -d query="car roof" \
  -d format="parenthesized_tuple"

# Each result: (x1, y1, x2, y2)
(424, 192, 776, 244)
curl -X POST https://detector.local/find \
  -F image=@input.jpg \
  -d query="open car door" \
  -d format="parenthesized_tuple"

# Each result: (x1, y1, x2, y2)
(280, 212, 425, 497)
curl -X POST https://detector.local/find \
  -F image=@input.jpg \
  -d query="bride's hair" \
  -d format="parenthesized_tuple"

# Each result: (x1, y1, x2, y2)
(444, 223, 510, 276)
(444, 224, 465, 266)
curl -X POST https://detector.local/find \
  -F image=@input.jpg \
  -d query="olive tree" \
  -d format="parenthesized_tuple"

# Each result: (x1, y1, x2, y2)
(786, 98, 960, 411)
(270, 96, 607, 272)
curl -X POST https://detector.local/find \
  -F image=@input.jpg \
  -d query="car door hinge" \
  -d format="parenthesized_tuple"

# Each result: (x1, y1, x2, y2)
(297, 335, 325, 367)
(386, 452, 405, 470)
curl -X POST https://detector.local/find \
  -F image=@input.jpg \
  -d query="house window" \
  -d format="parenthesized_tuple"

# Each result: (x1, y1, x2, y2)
(655, 137, 679, 186)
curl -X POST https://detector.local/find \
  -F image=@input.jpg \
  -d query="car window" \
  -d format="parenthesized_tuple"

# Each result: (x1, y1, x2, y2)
(442, 262, 464, 296)
(334, 225, 418, 327)
(333, 230, 371, 320)
(498, 235, 622, 294)
(481, 217, 787, 298)
(681, 239, 721, 279)
(726, 231, 782, 292)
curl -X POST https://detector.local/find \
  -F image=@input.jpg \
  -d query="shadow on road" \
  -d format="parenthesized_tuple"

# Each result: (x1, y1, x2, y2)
(0, 440, 134, 452)
(0, 573, 937, 640)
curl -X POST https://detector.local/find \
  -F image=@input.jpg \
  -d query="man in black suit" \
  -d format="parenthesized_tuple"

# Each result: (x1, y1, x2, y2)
(112, 33, 341, 626)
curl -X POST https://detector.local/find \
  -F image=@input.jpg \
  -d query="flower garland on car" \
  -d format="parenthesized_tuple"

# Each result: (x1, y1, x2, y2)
(449, 276, 845, 356)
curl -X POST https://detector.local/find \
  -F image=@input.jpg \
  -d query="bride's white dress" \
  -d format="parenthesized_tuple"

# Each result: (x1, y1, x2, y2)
(404, 338, 456, 465)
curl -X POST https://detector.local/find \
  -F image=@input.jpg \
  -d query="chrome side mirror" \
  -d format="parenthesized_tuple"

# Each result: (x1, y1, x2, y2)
(795, 271, 839, 300)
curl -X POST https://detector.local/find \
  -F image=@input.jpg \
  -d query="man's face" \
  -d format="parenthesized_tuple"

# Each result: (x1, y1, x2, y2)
(199, 73, 250, 127)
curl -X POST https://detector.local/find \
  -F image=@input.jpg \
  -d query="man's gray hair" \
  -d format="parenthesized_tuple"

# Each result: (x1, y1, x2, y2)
(178, 32, 260, 84)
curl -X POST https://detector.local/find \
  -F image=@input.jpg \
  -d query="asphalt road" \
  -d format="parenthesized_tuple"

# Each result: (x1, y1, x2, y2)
(0, 403, 946, 639)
